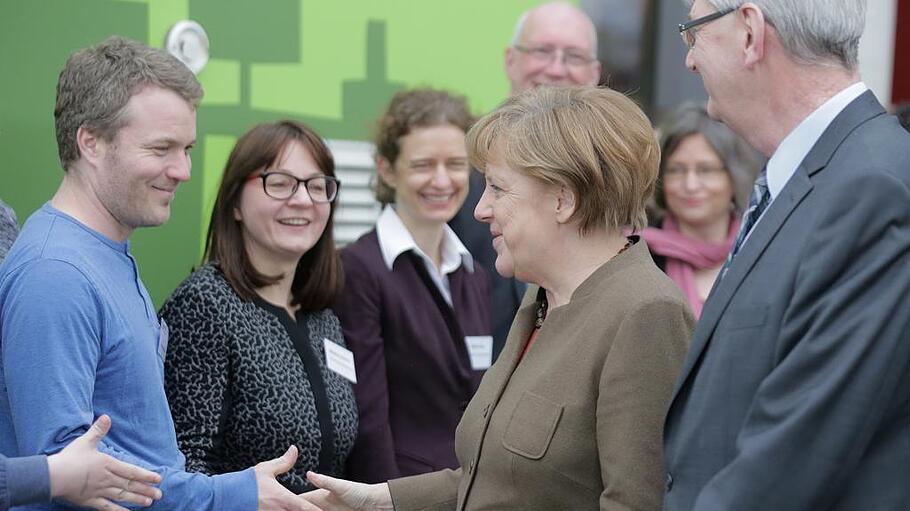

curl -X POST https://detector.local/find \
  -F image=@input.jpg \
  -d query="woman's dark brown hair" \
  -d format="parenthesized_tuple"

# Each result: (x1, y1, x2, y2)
(204, 119, 343, 311)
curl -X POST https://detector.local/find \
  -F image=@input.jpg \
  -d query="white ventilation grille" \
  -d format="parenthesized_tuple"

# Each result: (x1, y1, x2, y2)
(326, 139, 381, 246)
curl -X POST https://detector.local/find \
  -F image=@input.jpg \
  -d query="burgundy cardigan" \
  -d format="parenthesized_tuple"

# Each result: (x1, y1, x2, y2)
(335, 229, 491, 483)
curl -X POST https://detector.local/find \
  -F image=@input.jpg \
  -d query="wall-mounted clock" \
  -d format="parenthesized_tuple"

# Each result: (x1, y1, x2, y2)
(165, 20, 209, 75)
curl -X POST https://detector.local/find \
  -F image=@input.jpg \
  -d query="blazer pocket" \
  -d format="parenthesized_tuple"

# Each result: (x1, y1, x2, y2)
(720, 304, 769, 330)
(501, 391, 563, 460)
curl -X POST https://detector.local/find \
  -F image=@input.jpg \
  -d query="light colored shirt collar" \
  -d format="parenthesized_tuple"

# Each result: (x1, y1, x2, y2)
(375, 204, 474, 274)
(765, 82, 867, 199)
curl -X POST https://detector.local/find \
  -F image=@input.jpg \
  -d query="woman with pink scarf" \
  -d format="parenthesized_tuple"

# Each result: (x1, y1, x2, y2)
(642, 103, 761, 318)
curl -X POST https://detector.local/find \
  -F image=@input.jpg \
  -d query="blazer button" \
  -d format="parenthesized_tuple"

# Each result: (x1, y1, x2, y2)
(665, 472, 674, 492)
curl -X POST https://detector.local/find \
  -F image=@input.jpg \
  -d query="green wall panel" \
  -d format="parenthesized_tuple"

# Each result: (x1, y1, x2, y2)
(1, 0, 566, 306)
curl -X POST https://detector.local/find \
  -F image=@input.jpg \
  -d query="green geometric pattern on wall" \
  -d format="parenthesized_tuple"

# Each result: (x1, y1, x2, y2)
(0, 0, 560, 306)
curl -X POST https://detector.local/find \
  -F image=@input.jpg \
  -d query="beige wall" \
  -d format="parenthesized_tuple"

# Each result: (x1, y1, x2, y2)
(859, 0, 897, 107)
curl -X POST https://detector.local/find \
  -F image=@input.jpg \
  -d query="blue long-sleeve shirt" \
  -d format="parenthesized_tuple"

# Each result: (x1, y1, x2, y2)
(0, 455, 49, 510)
(0, 204, 257, 510)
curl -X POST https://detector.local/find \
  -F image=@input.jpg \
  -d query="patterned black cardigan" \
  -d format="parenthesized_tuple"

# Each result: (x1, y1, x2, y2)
(159, 263, 358, 492)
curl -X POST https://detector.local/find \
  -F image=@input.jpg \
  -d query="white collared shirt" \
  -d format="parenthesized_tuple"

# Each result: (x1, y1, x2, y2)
(375, 204, 474, 306)
(765, 81, 868, 200)
(744, 82, 867, 242)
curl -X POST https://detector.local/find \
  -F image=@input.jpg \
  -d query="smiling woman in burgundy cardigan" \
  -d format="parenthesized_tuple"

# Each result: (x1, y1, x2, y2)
(334, 89, 492, 483)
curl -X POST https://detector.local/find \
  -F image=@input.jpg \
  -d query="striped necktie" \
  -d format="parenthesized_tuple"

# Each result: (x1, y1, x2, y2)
(721, 167, 770, 277)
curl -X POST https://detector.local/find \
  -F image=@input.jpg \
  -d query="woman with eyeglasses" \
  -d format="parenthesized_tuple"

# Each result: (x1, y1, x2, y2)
(160, 120, 358, 492)
(334, 89, 491, 483)
(641, 103, 760, 317)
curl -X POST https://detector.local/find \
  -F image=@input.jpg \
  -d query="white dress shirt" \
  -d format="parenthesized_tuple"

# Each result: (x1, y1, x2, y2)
(375, 204, 474, 306)
(745, 82, 868, 241)
(765, 81, 868, 200)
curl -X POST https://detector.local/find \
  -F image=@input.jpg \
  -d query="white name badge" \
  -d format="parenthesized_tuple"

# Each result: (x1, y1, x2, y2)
(324, 338, 357, 384)
(157, 319, 170, 359)
(465, 335, 493, 370)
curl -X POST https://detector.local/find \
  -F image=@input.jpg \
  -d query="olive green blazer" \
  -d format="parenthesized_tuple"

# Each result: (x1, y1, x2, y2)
(388, 240, 694, 511)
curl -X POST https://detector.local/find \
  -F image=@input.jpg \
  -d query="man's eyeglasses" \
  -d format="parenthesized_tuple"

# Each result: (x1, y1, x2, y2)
(512, 45, 596, 68)
(679, 7, 736, 49)
(248, 171, 340, 203)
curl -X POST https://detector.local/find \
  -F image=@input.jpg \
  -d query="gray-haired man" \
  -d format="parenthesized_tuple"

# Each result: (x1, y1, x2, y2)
(663, 1, 910, 509)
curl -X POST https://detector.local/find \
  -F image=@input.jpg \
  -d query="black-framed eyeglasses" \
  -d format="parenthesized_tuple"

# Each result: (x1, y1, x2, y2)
(679, 7, 736, 49)
(248, 171, 340, 203)
(512, 44, 596, 68)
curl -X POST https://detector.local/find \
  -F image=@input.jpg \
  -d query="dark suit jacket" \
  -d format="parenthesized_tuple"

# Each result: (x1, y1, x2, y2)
(335, 230, 491, 483)
(663, 91, 910, 510)
(449, 169, 524, 359)
(389, 240, 693, 511)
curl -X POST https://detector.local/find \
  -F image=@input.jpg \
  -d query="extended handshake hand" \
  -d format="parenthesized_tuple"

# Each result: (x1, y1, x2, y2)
(254, 445, 328, 511)
(46, 422, 384, 511)
(46, 415, 162, 511)
(254, 454, 393, 511)
(299, 472, 394, 511)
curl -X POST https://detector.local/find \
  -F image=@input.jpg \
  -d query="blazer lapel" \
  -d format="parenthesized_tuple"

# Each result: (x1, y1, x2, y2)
(668, 89, 889, 407)
(495, 293, 538, 388)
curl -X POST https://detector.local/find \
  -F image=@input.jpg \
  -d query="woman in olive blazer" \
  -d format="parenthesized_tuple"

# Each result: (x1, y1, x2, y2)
(390, 239, 692, 510)
(303, 86, 694, 511)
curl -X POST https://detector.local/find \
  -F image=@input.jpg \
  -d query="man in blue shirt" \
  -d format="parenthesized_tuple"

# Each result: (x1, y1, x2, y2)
(0, 36, 317, 511)
(2, 415, 161, 510)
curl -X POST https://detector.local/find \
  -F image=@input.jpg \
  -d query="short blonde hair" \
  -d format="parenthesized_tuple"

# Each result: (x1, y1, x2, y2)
(467, 86, 658, 233)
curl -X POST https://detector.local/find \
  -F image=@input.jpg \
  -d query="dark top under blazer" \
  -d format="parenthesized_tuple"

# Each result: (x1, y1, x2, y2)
(160, 264, 358, 492)
(335, 229, 491, 483)
(663, 92, 910, 510)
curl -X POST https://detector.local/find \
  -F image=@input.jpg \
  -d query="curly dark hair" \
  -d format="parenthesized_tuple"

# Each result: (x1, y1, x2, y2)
(373, 88, 474, 204)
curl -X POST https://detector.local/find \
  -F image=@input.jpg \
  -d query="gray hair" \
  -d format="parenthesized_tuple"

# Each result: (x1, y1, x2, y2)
(688, 0, 865, 70)
(510, 2, 599, 59)
(653, 102, 761, 216)
(54, 35, 204, 170)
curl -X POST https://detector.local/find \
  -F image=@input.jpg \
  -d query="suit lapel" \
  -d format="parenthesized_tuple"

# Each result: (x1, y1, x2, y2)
(668, 170, 813, 403)
(798, 91, 886, 177)
(668, 90, 888, 408)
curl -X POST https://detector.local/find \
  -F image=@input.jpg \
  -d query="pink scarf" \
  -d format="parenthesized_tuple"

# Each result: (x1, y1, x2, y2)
(641, 215, 740, 318)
